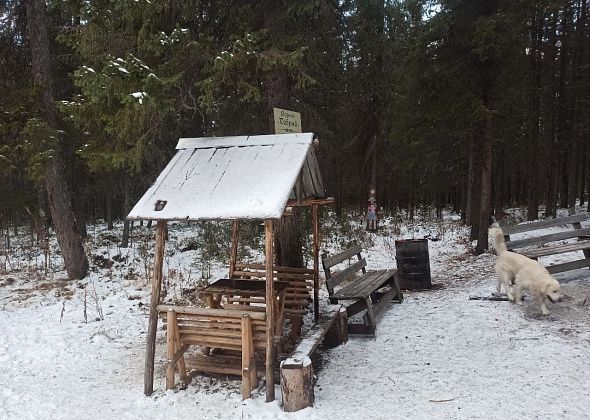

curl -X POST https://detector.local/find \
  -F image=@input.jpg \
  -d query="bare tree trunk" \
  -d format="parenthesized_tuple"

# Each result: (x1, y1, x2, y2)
(567, 0, 587, 214)
(556, 4, 572, 210)
(545, 13, 559, 218)
(475, 120, 493, 255)
(465, 141, 474, 225)
(106, 191, 114, 230)
(121, 171, 131, 248)
(265, 61, 303, 267)
(25, 0, 88, 279)
(469, 153, 481, 241)
(474, 0, 497, 254)
(527, 13, 543, 221)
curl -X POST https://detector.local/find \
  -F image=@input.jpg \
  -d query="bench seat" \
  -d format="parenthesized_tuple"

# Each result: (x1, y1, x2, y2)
(322, 244, 402, 334)
(334, 269, 397, 300)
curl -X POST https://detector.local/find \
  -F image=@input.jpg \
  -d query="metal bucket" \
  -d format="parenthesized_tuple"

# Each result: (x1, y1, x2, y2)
(395, 239, 431, 290)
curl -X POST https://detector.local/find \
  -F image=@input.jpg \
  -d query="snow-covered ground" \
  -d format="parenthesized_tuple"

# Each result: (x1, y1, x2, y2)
(1, 210, 589, 419)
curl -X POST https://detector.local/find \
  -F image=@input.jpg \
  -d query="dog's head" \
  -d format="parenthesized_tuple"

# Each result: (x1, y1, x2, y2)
(543, 279, 563, 303)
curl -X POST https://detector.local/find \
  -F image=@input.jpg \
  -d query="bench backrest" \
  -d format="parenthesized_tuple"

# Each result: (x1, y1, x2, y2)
(502, 214, 590, 251)
(230, 263, 314, 312)
(157, 305, 267, 351)
(321, 243, 367, 296)
(502, 214, 589, 235)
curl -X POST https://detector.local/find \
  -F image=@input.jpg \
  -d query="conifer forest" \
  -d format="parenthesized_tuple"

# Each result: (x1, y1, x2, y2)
(1, 1, 589, 277)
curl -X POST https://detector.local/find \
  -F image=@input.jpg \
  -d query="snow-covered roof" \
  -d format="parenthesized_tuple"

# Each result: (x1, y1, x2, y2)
(127, 133, 326, 221)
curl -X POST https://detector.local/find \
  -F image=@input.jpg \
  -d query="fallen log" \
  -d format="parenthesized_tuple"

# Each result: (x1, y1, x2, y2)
(469, 293, 524, 302)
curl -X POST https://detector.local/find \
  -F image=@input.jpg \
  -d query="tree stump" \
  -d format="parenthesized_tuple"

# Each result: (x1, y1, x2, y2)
(280, 353, 314, 412)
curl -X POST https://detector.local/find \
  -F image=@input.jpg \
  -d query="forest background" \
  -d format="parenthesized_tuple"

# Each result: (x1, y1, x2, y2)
(1, 0, 589, 278)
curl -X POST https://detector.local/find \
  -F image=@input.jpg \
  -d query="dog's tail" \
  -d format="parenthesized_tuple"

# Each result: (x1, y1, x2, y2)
(489, 227, 507, 255)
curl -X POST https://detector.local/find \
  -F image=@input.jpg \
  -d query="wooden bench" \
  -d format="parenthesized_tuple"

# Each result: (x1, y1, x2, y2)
(321, 244, 403, 334)
(502, 213, 590, 274)
(280, 305, 347, 412)
(228, 263, 314, 341)
(157, 305, 267, 399)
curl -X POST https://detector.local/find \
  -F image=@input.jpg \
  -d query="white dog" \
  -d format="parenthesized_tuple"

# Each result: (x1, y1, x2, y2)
(491, 227, 562, 315)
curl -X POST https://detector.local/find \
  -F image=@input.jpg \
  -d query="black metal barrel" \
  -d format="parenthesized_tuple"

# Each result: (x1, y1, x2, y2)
(395, 239, 431, 290)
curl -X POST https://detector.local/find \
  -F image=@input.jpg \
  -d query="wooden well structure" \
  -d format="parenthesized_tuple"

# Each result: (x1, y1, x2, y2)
(127, 133, 333, 402)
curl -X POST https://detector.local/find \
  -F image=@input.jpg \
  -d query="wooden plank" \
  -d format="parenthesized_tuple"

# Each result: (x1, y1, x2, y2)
(371, 286, 398, 318)
(286, 197, 336, 207)
(234, 263, 314, 274)
(333, 270, 395, 300)
(301, 153, 316, 198)
(322, 245, 364, 269)
(327, 258, 367, 291)
(573, 222, 590, 261)
(306, 147, 325, 195)
(173, 323, 187, 381)
(229, 221, 240, 278)
(180, 334, 242, 348)
(176, 317, 265, 328)
(224, 304, 266, 312)
(177, 327, 243, 338)
(501, 214, 589, 235)
(168, 344, 189, 366)
(187, 358, 242, 376)
(232, 271, 314, 281)
(144, 220, 166, 396)
(166, 309, 177, 389)
(312, 204, 320, 323)
(295, 171, 304, 204)
(343, 299, 369, 318)
(506, 228, 590, 250)
(546, 258, 590, 274)
(522, 241, 590, 259)
(291, 305, 341, 357)
(321, 251, 332, 281)
(157, 305, 266, 320)
(228, 297, 309, 306)
(363, 297, 376, 333)
(241, 314, 253, 399)
(264, 219, 275, 402)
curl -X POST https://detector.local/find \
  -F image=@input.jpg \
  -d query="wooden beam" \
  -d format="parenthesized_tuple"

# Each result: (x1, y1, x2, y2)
(229, 221, 240, 278)
(264, 219, 275, 402)
(166, 309, 177, 390)
(286, 197, 336, 207)
(501, 214, 589, 235)
(241, 314, 253, 399)
(144, 220, 166, 396)
(312, 205, 320, 322)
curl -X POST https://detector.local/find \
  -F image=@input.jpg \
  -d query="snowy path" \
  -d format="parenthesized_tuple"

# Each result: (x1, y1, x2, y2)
(1, 222, 590, 419)
(314, 273, 590, 420)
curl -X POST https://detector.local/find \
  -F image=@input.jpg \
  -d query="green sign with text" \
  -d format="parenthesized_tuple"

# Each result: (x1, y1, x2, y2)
(273, 107, 302, 134)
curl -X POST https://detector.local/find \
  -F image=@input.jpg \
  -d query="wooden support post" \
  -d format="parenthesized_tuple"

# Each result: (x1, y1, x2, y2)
(241, 314, 253, 399)
(573, 221, 590, 265)
(229, 220, 240, 278)
(144, 220, 166, 396)
(312, 205, 320, 322)
(280, 353, 314, 412)
(324, 306, 348, 347)
(174, 321, 187, 381)
(363, 296, 376, 334)
(264, 219, 275, 402)
(166, 309, 177, 390)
